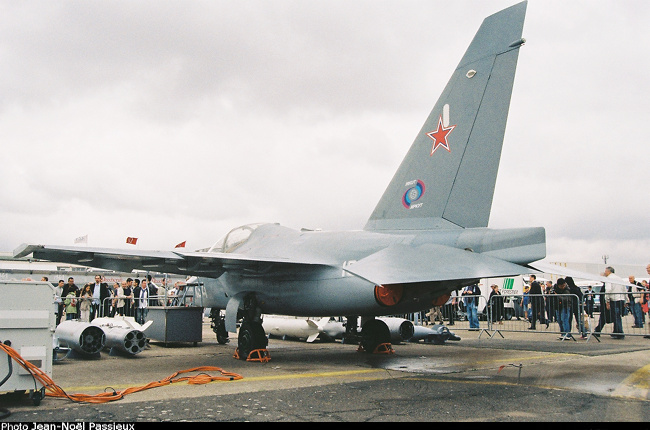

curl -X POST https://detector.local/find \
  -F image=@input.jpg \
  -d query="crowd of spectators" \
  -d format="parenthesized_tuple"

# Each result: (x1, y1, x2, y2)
(49, 275, 189, 325)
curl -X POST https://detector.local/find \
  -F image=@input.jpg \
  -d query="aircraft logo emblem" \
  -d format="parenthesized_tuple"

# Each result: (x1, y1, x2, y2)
(426, 115, 456, 155)
(402, 180, 425, 209)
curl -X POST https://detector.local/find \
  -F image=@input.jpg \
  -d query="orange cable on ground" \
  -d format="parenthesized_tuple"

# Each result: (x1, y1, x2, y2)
(0, 343, 243, 404)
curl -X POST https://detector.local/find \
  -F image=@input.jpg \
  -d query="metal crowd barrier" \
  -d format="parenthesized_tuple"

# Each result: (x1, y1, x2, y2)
(53, 287, 200, 324)
(584, 291, 649, 340)
(421, 291, 649, 342)
(483, 292, 649, 341)
(486, 293, 583, 340)
(54, 294, 170, 322)
(419, 296, 492, 337)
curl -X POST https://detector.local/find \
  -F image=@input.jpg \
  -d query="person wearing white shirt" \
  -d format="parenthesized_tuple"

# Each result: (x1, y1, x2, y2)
(54, 279, 64, 325)
(134, 279, 150, 325)
(604, 266, 626, 339)
(90, 275, 110, 321)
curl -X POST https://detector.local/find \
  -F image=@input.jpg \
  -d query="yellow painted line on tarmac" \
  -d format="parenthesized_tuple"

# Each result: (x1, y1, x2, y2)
(57, 355, 578, 394)
(230, 368, 386, 383)
(49, 364, 650, 403)
(55, 368, 387, 393)
(612, 363, 650, 401)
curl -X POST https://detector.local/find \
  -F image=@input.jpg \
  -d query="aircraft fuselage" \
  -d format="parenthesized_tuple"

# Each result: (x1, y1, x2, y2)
(198, 223, 545, 318)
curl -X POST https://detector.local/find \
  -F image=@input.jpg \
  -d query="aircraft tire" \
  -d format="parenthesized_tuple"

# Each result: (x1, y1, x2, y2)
(360, 319, 391, 353)
(216, 328, 229, 345)
(210, 309, 229, 344)
(215, 317, 229, 345)
(237, 321, 268, 360)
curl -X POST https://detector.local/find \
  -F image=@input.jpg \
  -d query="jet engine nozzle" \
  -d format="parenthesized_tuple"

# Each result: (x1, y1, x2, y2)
(377, 317, 415, 343)
(102, 326, 147, 355)
(55, 320, 106, 355)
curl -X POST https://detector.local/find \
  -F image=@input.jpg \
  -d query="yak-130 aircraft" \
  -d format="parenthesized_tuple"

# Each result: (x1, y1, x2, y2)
(16, 1, 534, 357)
(14, 1, 612, 359)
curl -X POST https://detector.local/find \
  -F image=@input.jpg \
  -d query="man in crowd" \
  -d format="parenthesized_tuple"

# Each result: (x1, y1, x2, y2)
(133, 279, 148, 324)
(62, 276, 78, 298)
(461, 283, 481, 331)
(146, 275, 159, 306)
(54, 279, 64, 325)
(553, 278, 571, 339)
(91, 275, 110, 321)
(604, 266, 626, 339)
(628, 275, 644, 329)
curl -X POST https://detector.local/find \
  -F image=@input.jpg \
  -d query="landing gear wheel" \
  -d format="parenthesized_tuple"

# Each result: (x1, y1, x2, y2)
(237, 321, 267, 360)
(360, 319, 391, 353)
(210, 309, 229, 345)
(216, 325, 229, 345)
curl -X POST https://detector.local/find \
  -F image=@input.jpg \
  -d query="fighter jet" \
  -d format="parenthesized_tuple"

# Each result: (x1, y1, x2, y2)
(15, 2, 542, 358)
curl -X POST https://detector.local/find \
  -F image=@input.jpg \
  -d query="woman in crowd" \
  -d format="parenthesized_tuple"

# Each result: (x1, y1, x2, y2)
(489, 284, 504, 324)
(123, 280, 134, 317)
(113, 281, 126, 316)
(78, 283, 93, 322)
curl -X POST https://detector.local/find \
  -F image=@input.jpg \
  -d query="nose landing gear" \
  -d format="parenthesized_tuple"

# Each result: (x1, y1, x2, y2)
(234, 294, 269, 361)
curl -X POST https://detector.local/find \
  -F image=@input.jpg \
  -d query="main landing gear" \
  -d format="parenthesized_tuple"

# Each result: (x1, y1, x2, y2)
(359, 318, 393, 354)
(344, 316, 393, 354)
(226, 303, 393, 360)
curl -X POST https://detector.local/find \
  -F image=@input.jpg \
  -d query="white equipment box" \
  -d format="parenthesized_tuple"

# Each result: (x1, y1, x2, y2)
(0, 280, 55, 405)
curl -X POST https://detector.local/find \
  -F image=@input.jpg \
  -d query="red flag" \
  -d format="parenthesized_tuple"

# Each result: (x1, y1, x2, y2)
(175, 241, 186, 248)
(126, 237, 138, 245)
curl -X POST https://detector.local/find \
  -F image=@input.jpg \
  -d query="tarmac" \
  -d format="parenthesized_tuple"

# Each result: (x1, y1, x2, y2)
(1, 319, 650, 422)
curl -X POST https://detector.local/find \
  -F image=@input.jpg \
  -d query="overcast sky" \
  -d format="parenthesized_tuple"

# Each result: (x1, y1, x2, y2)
(1, 0, 648, 266)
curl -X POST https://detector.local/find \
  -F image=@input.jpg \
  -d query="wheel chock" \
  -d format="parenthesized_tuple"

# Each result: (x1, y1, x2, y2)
(233, 348, 271, 362)
(247, 349, 271, 362)
(373, 343, 394, 354)
(356, 342, 394, 354)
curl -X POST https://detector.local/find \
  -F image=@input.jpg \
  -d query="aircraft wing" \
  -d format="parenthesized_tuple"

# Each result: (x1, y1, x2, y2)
(13, 243, 336, 277)
(14, 243, 185, 273)
(343, 243, 537, 285)
(527, 261, 642, 288)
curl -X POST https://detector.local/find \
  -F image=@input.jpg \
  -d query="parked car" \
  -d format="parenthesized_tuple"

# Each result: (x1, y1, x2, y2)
(577, 281, 603, 313)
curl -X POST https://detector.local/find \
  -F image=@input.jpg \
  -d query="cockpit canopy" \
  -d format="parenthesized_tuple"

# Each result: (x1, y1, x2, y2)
(208, 223, 267, 253)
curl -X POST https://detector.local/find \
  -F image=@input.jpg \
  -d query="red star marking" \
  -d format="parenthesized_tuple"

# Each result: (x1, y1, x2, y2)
(426, 115, 456, 155)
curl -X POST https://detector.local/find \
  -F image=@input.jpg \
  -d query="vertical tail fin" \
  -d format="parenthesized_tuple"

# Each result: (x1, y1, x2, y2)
(365, 1, 527, 231)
